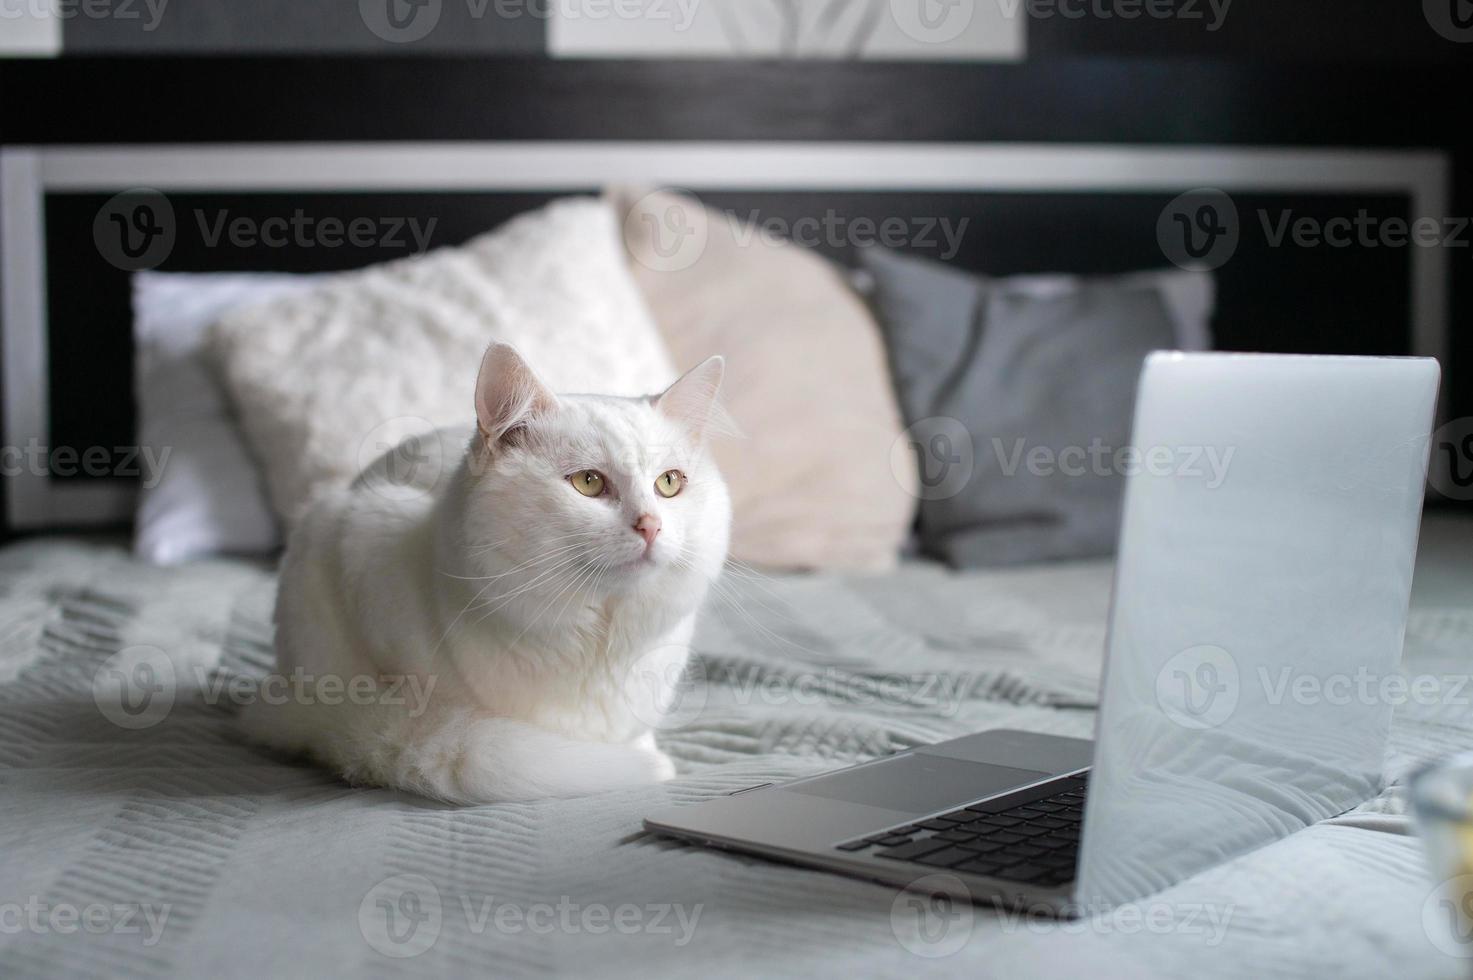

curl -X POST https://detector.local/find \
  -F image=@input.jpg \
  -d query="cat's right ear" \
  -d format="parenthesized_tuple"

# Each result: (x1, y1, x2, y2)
(475, 343, 557, 450)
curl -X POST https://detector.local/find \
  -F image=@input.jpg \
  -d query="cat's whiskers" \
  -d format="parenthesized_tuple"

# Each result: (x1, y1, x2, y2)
(438, 535, 601, 583)
(670, 545, 825, 658)
(502, 552, 608, 649)
(464, 527, 603, 558)
(549, 556, 612, 639)
(435, 546, 596, 655)
(467, 548, 596, 620)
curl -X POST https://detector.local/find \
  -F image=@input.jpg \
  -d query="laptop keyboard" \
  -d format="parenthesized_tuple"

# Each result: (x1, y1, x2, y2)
(834, 773, 1087, 889)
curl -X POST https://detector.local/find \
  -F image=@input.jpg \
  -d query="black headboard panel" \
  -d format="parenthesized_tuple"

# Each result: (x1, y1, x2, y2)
(41, 186, 1418, 493)
(1, 55, 1466, 528)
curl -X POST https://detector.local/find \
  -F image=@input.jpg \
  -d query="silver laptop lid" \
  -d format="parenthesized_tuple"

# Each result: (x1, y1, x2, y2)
(1076, 352, 1439, 907)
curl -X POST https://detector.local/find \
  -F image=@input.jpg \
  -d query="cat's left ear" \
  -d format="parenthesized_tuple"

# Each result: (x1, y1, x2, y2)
(475, 342, 558, 450)
(655, 356, 726, 443)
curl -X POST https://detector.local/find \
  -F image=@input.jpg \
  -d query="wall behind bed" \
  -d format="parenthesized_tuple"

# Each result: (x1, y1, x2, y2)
(1, 2, 1470, 538)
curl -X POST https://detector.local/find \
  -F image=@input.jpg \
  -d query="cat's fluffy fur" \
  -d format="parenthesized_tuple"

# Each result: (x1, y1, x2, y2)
(240, 344, 730, 804)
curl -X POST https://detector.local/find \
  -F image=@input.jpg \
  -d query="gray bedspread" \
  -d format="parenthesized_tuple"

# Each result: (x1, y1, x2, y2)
(2, 516, 1471, 979)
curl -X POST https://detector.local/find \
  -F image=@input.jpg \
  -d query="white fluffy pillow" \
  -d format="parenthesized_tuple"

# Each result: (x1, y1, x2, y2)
(207, 198, 677, 528)
(132, 271, 322, 564)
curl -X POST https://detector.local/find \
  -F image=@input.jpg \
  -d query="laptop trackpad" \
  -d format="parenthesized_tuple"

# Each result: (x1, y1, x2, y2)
(781, 754, 1052, 815)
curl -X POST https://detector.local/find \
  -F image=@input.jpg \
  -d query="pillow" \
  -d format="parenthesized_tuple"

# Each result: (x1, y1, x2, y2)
(132, 271, 322, 564)
(861, 248, 1211, 567)
(608, 186, 918, 573)
(207, 198, 677, 529)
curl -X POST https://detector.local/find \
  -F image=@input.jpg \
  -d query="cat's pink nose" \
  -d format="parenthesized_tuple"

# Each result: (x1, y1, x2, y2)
(634, 514, 662, 549)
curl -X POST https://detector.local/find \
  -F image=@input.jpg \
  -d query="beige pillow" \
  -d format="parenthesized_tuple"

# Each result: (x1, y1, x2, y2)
(207, 198, 676, 529)
(608, 186, 917, 572)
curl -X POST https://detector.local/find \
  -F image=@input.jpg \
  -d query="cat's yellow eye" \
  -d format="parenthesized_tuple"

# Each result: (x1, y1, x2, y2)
(655, 470, 685, 499)
(570, 470, 606, 497)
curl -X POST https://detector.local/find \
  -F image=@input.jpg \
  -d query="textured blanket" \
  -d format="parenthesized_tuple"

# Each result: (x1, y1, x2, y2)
(2, 519, 1471, 979)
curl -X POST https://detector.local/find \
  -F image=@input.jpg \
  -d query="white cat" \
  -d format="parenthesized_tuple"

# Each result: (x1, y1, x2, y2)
(240, 343, 730, 804)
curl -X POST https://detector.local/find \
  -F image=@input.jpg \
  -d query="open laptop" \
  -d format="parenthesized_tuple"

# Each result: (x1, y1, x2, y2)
(645, 352, 1441, 914)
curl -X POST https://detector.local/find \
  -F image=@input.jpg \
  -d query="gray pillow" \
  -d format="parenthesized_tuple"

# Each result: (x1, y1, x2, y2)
(862, 248, 1205, 567)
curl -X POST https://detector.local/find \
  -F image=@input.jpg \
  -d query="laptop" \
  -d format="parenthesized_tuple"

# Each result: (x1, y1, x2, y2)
(644, 352, 1441, 915)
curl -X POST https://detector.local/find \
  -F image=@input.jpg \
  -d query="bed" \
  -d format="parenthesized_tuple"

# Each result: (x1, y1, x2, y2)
(2, 56, 1470, 978)
(1, 511, 1470, 979)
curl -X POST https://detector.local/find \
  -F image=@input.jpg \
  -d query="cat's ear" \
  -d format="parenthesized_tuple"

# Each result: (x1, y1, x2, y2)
(475, 343, 557, 449)
(655, 356, 727, 442)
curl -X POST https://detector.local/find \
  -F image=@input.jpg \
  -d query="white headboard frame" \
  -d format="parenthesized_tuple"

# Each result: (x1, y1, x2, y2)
(0, 141, 1451, 528)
